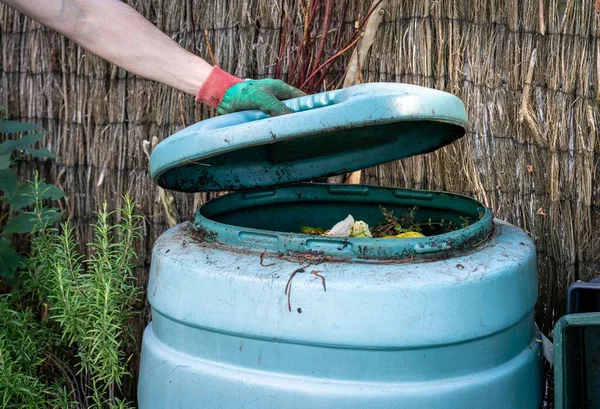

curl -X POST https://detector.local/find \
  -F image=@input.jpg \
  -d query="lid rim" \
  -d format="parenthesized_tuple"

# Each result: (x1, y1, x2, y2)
(151, 116, 467, 184)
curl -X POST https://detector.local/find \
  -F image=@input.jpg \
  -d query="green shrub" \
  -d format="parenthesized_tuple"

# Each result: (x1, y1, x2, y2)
(0, 110, 140, 408)
(26, 181, 141, 408)
(0, 293, 70, 409)
(0, 109, 64, 281)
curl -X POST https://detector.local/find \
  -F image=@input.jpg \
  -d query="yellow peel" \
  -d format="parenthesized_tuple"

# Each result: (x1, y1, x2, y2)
(382, 231, 425, 239)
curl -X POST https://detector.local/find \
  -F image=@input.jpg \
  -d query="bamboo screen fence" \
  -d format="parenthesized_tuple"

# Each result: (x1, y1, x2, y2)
(1, 0, 598, 400)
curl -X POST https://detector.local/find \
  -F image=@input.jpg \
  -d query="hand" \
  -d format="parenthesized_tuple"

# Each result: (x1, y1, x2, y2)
(217, 79, 305, 116)
(196, 66, 305, 117)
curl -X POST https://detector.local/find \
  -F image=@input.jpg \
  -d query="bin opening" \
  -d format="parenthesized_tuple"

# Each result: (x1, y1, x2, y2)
(206, 198, 474, 237)
(193, 184, 494, 260)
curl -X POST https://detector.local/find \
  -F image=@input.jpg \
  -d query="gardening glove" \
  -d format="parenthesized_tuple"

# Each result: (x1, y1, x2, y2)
(195, 66, 305, 117)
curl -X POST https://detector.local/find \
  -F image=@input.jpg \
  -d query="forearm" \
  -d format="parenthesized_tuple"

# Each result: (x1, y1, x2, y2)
(1, 0, 211, 95)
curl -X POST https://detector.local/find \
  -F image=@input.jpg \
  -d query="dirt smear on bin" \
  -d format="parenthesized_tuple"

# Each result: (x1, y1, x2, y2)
(186, 223, 496, 313)
(259, 250, 418, 312)
(188, 223, 218, 243)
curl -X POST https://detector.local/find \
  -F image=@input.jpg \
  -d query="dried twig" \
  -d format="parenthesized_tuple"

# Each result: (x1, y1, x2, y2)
(284, 267, 307, 312)
(203, 29, 216, 65)
(330, 0, 387, 185)
(260, 252, 276, 267)
(142, 137, 178, 227)
(311, 270, 326, 291)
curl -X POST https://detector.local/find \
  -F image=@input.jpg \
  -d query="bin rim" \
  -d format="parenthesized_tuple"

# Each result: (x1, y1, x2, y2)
(192, 183, 494, 261)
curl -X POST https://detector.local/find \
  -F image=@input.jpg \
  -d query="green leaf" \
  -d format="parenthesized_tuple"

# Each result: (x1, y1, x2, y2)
(2, 209, 62, 235)
(0, 153, 11, 169)
(0, 238, 23, 278)
(38, 182, 66, 201)
(4, 182, 65, 211)
(0, 168, 17, 196)
(23, 147, 56, 159)
(4, 185, 34, 210)
(0, 119, 40, 134)
(0, 132, 46, 155)
(38, 208, 63, 229)
(2, 212, 37, 235)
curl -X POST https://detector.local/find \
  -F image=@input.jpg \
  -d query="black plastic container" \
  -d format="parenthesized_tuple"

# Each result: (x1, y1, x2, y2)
(567, 277, 600, 314)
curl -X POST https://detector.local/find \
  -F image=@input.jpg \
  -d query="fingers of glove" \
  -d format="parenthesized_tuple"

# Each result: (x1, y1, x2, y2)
(255, 79, 306, 100)
(216, 91, 291, 116)
(230, 85, 294, 116)
(273, 83, 306, 100)
(216, 80, 300, 115)
(257, 93, 293, 117)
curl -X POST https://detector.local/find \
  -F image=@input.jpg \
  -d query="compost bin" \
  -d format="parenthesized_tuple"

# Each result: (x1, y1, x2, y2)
(138, 83, 543, 409)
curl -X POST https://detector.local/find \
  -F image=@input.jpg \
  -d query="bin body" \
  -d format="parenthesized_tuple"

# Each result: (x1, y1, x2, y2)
(138, 185, 543, 409)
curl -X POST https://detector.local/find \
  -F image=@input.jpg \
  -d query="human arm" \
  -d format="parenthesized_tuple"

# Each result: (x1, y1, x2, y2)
(0, 0, 303, 115)
(2, 0, 212, 96)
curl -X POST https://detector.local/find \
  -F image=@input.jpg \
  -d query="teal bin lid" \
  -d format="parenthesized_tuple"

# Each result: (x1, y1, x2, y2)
(150, 83, 468, 192)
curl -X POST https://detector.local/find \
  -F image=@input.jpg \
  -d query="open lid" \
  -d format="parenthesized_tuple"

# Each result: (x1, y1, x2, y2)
(150, 83, 468, 192)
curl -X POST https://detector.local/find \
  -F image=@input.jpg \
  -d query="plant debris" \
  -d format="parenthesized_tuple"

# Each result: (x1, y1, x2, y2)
(381, 231, 426, 239)
(371, 206, 422, 237)
(349, 221, 372, 238)
(311, 270, 326, 291)
(260, 252, 276, 267)
(309, 214, 375, 238)
(301, 226, 326, 235)
(299, 206, 469, 239)
(323, 214, 355, 237)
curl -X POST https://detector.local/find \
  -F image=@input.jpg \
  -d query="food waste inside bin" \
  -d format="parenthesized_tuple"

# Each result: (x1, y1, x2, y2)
(139, 83, 543, 409)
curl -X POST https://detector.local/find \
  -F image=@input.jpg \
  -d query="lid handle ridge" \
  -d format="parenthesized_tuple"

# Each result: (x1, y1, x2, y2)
(284, 88, 344, 114)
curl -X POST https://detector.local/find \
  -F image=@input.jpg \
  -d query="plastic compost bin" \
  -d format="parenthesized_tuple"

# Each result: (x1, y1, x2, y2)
(138, 83, 544, 409)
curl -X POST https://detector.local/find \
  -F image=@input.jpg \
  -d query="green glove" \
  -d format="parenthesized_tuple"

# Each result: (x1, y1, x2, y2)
(217, 79, 306, 116)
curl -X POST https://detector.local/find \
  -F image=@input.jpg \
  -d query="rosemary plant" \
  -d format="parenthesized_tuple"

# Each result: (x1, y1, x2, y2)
(2, 175, 141, 408)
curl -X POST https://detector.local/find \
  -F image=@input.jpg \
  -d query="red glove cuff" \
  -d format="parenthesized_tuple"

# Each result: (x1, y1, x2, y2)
(195, 66, 243, 108)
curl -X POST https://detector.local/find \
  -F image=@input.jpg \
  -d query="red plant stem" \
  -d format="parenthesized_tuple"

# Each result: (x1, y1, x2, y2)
(298, 50, 310, 86)
(288, 0, 317, 85)
(300, 31, 363, 90)
(287, 2, 308, 83)
(304, 0, 385, 92)
(309, 0, 333, 79)
(275, 12, 289, 79)
(299, 1, 320, 86)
